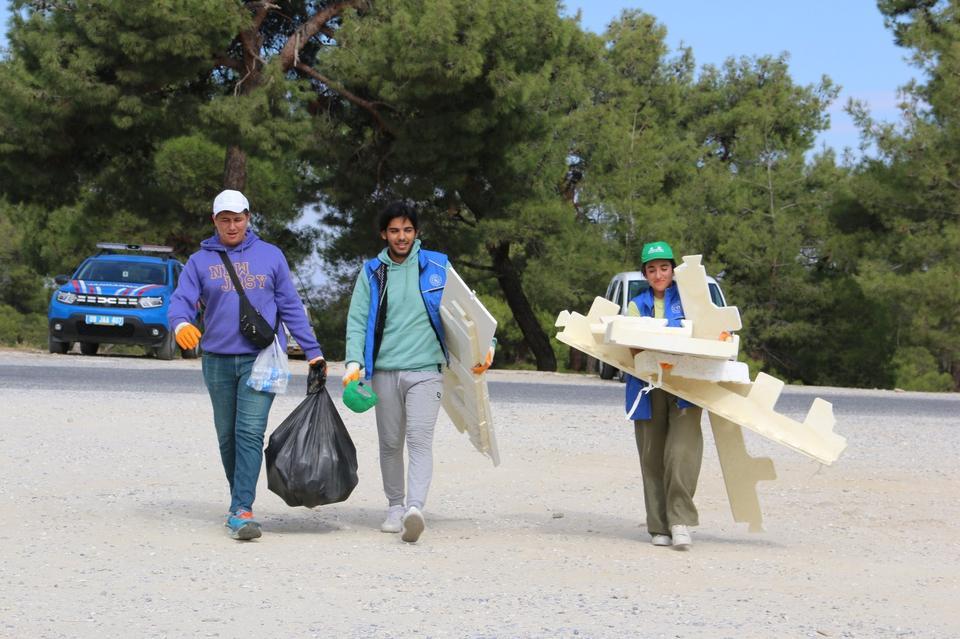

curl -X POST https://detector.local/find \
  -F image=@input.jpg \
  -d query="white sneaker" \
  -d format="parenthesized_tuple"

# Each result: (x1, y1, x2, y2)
(380, 505, 404, 533)
(671, 524, 692, 550)
(651, 534, 672, 547)
(401, 506, 425, 543)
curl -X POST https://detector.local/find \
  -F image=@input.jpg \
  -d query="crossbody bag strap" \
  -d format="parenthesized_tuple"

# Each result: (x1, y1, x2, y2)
(217, 250, 279, 331)
(217, 250, 246, 300)
(372, 262, 388, 362)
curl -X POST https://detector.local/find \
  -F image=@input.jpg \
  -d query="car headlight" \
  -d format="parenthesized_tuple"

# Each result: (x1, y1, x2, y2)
(56, 291, 77, 304)
(139, 296, 164, 309)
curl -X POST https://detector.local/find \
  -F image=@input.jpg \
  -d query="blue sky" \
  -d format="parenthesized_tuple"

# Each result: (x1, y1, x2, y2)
(1, 1, 916, 156)
(563, 1, 917, 156)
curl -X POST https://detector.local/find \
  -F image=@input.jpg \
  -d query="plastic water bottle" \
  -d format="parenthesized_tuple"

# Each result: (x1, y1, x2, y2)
(247, 364, 290, 394)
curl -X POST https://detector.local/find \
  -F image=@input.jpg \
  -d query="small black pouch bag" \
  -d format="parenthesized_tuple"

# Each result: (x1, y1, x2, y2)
(217, 251, 278, 349)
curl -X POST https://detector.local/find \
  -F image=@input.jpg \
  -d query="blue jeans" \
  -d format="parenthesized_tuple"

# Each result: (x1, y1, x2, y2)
(202, 353, 275, 514)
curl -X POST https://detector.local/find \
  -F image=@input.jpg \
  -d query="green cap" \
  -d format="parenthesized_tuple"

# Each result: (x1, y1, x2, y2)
(641, 241, 674, 265)
(342, 380, 378, 413)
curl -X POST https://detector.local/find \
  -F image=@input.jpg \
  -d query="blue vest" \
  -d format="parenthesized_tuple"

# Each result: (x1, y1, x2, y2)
(624, 283, 696, 420)
(362, 248, 448, 378)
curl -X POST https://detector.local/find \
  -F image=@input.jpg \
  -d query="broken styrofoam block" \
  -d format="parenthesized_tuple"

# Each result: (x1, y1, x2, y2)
(633, 351, 751, 384)
(606, 316, 740, 359)
(554, 277, 848, 532)
(674, 255, 742, 339)
(440, 267, 500, 466)
(709, 412, 777, 532)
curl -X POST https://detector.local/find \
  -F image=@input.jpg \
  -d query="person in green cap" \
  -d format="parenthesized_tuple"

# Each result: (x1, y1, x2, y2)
(624, 240, 704, 550)
(342, 201, 472, 543)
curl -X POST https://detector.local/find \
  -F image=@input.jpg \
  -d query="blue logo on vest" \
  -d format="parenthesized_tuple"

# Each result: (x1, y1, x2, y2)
(429, 273, 443, 287)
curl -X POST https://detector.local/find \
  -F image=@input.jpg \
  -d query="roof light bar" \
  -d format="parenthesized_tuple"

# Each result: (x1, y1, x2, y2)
(95, 242, 174, 254)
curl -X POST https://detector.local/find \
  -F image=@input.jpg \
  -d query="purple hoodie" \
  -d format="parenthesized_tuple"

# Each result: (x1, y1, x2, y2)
(168, 230, 322, 360)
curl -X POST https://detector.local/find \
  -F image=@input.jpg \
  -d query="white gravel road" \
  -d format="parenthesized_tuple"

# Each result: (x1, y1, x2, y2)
(0, 349, 957, 638)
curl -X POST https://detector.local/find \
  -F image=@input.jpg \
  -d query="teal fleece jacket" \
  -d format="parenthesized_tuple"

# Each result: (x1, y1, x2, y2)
(345, 240, 446, 372)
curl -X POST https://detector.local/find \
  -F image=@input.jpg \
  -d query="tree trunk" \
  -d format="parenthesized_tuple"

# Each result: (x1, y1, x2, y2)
(488, 240, 557, 371)
(223, 146, 248, 190)
(220, 15, 268, 191)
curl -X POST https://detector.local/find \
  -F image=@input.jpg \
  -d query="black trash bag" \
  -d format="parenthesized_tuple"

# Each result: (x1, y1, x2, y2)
(265, 365, 359, 507)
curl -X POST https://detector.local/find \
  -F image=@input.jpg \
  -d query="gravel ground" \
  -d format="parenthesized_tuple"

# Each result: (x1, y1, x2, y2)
(0, 349, 958, 638)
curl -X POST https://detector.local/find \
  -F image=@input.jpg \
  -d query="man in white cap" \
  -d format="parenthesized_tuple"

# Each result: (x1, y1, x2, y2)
(169, 189, 326, 540)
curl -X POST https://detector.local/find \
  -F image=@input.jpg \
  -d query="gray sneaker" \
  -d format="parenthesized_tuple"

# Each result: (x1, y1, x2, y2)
(651, 534, 672, 547)
(380, 505, 404, 533)
(401, 506, 425, 543)
(671, 524, 692, 550)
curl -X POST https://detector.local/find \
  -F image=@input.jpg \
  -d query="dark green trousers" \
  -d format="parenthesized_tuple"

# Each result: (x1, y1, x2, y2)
(634, 388, 704, 535)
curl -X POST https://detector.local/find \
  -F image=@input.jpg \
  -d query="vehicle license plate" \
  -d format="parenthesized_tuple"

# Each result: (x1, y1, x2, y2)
(85, 314, 124, 326)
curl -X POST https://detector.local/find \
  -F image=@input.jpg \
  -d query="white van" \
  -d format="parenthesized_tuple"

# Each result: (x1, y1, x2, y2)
(597, 271, 729, 379)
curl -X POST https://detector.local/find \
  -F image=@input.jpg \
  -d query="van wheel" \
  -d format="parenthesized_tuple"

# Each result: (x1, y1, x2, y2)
(79, 342, 99, 356)
(48, 336, 70, 354)
(181, 345, 200, 359)
(599, 362, 617, 380)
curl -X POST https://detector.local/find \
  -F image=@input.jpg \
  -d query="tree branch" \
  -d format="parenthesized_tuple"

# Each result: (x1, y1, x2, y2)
(279, 0, 367, 70)
(246, 1, 280, 28)
(295, 63, 394, 134)
(457, 260, 496, 272)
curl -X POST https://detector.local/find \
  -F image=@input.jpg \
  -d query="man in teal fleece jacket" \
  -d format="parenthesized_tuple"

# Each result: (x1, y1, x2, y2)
(343, 201, 450, 543)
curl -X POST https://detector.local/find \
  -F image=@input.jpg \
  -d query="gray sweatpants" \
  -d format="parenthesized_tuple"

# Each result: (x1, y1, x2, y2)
(370, 369, 443, 511)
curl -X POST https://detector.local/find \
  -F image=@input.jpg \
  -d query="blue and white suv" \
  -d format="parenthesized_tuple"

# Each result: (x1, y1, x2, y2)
(47, 243, 193, 359)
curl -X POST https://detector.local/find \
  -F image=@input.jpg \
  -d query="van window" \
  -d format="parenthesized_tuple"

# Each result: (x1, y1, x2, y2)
(626, 279, 649, 303)
(610, 281, 622, 305)
(76, 259, 167, 285)
(707, 283, 725, 307)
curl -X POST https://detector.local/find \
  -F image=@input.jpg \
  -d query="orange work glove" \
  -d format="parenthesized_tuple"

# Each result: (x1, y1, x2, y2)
(342, 361, 361, 387)
(175, 323, 201, 350)
(472, 339, 497, 375)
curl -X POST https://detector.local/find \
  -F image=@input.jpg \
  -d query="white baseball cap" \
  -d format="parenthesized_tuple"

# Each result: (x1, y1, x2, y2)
(212, 189, 250, 217)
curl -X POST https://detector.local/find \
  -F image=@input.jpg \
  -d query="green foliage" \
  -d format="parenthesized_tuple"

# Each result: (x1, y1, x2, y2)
(0, 305, 47, 347)
(0, 1, 956, 388)
(892, 346, 955, 391)
(306, 280, 354, 362)
(833, 0, 960, 390)
(0, 204, 47, 314)
(0, 0, 314, 266)
(476, 294, 525, 366)
(0, 201, 49, 346)
(315, 0, 602, 370)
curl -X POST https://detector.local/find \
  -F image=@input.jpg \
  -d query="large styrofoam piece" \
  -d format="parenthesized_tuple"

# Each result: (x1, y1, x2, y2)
(557, 297, 846, 464)
(633, 351, 751, 384)
(709, 412, 776, 532)
(606, 317, 740, 359)
(555, 301, 773, 531)
(673, 254, 743, 339)
(556, 288, 847, 530)
(556, 298, 637, 373)
(440, 267, 500, 466)
(666, 371, 845, 465)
